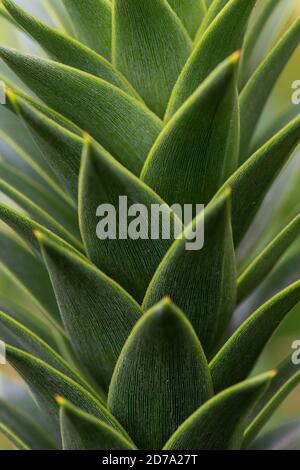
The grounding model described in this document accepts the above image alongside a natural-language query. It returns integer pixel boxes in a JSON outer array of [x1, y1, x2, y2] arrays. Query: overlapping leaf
[[239, 17, 300, 162], [0, 178, 82, 249], [168, 0, 206, 39], [210, 281, 300, 392], [143, 190, 236, 355], [10, 94, 83, 203], [0, 204, 84, 260], [141, 53, 239, 207], [58, 398, 136, 450], [0, 298, 57, 350], [108, 299, 213, 450], [166, 0, 256, 119], [238, 213, 300, 302], [113, 0, 192, 117], [238, 0, 283, 88], [2, 0, 138, 98], [79, 139, 180, 302], [37, 232, 142, 392], [164, 373, 274, 450], [195, 0, 231, 40], [0, 46, 162, 175], [0, 230, 60, 323], [0, 397, 56, 450], [0, 309, 93, 393], [243, 355, 300, 448], [0, 158, 76, 228], [62, 0, 112, 60], [215, 114, 300, 246], [2, 77, 82, 135], [5, 345, 130, 440]]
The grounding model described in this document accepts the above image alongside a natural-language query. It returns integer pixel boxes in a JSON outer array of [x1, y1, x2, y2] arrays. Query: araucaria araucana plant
[[0, 0, 300, 451]]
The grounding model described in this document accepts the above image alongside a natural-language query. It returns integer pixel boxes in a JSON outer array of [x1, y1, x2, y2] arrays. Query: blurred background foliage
[[0, 0, 299, 449]]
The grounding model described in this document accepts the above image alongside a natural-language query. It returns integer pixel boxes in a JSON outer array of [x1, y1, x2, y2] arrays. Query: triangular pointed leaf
[[43, 0, 75, 36], [62, 0, 112, 60], [108, 299, 213, 450], [238, 0, 281, 89], [216, 114, 300, 246], [11, 94, 83, 203], [238, 213, 300, 302], [2, 77, 82, 135], [243, 355, 300, 448], [0, 158, 77, 229], [0, 230, 59, 323], [163, 372, 274, 450], [58, 398, 136, 450], [166, 0, 255, 119], [210, 281, 300, 393], [0, 89, 76, 204], [5, 345, 129, 440], [0, 298, 58, 351], [37, 232, 142, 392], [239, 18, 300, 162], [113, 0, 192, 117], [168, 0, 207, 39], [143, 190, 236, 356], [0, 309, 94, 394], [195, 0, 231, 40], [0, 46, 162, 175], [0, 178, 82, 250], [2, 0, 139, 99], [141, 53, 240, 207], [0, 204, 84, 259], [0, 397, 56, 450], [79, 139, 179, 302]]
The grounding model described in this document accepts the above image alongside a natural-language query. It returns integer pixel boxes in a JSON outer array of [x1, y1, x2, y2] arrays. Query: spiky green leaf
[[113, 0, 192, 117], [79, 139, 179, 302], [2, 0, 138, 98], [0, 230, 59, 323], [0, 398, 56, 450], [168, 0, 206, 39], [0, 309, 93, 393], [11, 94, 83, 203], [59, 398, 136, 450], [141, 53, 239, 207], [62, 0, 112, 60], [108, 299, 213, 450], [0, 204, 84, 260], [166, 0, 255, 118], [0, 178, 82, 249], [210, 281, 300, 392], [143, 190, 236, 355], [238, 213, 300, 302], [239, 18, 300, 162], [37, 232, 142, 392], [216, 114, 300, 246], [243, 356, 300, 448], [164, 372, 274, 450], [0, 46, 162, 175], [5, 345, 129, 439]]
